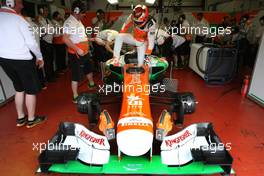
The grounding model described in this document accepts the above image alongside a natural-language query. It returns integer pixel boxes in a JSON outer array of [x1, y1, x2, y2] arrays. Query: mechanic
[[36, 6, 55, 82], [193, 13, 209, 43], [175, 14, 191, 68], [92, 9, 113, 36], [91, 29, 119, 62], [21, 8, 47, 90], [63, 0, 95, 103], [161, 17, 170, 31], [92, 9, 105, 32], [0, 0, 47, 128], [52, 11, 66, 74], [155, 29, 186, 67], [113, 4, 156, 66], [232, 14, 251, 69]]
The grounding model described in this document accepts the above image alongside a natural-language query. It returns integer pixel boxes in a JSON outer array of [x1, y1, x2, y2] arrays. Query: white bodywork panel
[[161, 124, 209, 165], [117, 117, 153, 156], [63, 124, 110, 165]]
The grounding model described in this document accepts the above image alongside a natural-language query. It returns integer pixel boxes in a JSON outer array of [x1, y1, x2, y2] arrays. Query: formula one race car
[[38, 56, 234, 175]]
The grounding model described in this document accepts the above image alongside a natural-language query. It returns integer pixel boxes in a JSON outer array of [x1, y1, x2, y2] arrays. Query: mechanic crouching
[[155, 29, 186, 68], [91, 29, 119, 63]]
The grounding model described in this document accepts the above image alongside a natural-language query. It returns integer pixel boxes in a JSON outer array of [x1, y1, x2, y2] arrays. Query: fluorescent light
[[107, 0, 118, 5], [146, 0, 156, 4]]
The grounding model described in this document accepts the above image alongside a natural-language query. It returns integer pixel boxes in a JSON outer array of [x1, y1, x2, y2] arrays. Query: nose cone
[[117, 129, 153, 156]]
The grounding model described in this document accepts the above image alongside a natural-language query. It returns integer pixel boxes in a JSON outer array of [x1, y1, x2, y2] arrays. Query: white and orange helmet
[[132, 4, 149, 26]]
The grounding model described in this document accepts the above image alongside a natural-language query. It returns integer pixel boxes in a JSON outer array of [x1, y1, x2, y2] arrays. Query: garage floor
[[0, 68, 264, 176]]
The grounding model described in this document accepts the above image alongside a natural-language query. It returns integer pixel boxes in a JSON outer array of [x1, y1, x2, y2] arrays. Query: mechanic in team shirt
[[155, 28, 186, 67], [63, 0, 95, 103], [52, 11, 66, 74], [113, 4, 156, 66], [91, 29, 119, 62], [0, 0, 47, 128], [36, 6, 55, 82], [175, 14, 192, 68]]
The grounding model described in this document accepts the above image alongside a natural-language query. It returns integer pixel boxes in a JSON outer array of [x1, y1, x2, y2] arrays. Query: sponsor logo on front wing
[[165, 130, 192, 147], [79, 130, 105, 146]]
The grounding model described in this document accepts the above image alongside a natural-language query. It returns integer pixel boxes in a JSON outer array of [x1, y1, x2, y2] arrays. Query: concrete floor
[[0, 68, 264, 176]]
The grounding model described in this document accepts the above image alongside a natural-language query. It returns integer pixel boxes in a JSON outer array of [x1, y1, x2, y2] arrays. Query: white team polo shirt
[[0, 7, 43, 60], [155, 29, 170, 45], [63, 15, 88, 44], [95, 29, 118, 45]]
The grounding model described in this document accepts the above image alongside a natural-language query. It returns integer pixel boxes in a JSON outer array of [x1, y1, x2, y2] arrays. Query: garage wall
[[51, 0, 71, 8], [86, 0, 203, 12], [215, 0, 264, 13], [23, 0, 71, 17]]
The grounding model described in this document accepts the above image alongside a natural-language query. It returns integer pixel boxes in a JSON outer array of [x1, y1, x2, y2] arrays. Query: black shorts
[[159, 37, 173, 59], [0, 58, 41, 95], [174, 40, 190, 55], [68, 53, 93, 82], [93, 42, 113, 62]]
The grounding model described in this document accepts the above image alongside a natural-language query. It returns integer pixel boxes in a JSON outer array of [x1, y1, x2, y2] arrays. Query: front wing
[[38, 122, 233, 175]]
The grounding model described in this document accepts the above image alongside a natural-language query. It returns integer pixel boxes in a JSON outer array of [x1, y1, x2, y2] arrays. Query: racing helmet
[[132, 4, 149, 26]]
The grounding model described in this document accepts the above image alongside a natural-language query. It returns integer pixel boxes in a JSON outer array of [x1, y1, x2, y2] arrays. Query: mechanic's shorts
[[68, 53, 93, 82], [0, 58, 41, 95], [174, 40, 190, 55], [159, 37, 173, 58], [93, 42, 113, 62]]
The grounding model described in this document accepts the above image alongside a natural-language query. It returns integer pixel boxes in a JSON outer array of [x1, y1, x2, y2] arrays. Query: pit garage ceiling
[[116, 0, 203, 8], [104, 0, 205, 11], [106, 0, 264, 11]]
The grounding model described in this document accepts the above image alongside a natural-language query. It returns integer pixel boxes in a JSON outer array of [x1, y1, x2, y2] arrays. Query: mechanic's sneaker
[[26, 116, 47, 128], [72, 95, 79, 104], [16, 115, 27, 127]]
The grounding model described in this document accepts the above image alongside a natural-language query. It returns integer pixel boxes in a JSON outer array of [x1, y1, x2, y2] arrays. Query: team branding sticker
[[79, 130, 105, 146], [165, 130, 192, 147], [161, 124, 197, 150], [118, 117, 153, 127], [74, 124, 110, 149]]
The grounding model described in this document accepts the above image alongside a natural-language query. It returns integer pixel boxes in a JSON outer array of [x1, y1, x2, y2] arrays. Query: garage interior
[[0, 0, 264, 176]]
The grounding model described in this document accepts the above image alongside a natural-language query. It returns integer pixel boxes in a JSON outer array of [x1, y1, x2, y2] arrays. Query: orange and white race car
[[38, 63, 233, 175], [76, 63, 196, 158]]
